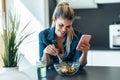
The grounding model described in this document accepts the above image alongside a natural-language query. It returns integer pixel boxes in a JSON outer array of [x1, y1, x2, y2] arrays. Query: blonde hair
[[52, 1, 74, 23], [52, 1, 75, 55]]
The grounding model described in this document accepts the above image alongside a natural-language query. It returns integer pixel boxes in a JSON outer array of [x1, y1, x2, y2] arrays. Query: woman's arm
[[79, 51, 88, 65], [42, 49, 51, 64], [78, 41, 90, 65], [39, 32, 51, 64], [39, 32, 59, 65]]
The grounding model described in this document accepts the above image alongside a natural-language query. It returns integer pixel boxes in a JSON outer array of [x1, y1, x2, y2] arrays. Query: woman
[[39, 1, 90, 68]]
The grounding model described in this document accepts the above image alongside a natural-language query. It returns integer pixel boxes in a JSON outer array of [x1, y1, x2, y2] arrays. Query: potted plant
[[0, 11, 33, 68]]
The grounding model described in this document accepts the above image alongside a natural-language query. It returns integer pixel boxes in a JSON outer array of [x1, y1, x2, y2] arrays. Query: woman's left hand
[[79, 41, 90, 53]]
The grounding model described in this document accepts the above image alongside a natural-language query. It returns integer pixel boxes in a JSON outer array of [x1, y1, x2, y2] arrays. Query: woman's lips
[[60, 31, 66, 35]]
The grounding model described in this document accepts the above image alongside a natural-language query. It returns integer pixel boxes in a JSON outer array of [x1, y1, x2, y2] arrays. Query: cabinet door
[[92, 51, 120, 66], [95, 0, 120, 4]]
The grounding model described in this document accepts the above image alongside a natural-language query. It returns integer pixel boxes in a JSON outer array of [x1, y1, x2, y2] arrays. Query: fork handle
[[57, 54, 63, 63]]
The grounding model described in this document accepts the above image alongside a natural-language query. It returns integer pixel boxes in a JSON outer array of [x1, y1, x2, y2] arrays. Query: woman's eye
[[66, 26, 71, 28], [59, 24, 64, 27]]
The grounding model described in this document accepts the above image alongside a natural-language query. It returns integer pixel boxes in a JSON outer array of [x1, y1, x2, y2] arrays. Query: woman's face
[[54, 17, 73, 38]]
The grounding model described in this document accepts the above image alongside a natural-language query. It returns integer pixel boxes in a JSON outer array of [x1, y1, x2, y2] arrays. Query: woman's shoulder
[[39, 27, 55, 40], [39, 27, 52, 36]]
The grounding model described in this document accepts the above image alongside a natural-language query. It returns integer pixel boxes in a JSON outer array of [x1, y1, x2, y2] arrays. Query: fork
[[57, 54, 63, 63], [52, 44, 63, 63]]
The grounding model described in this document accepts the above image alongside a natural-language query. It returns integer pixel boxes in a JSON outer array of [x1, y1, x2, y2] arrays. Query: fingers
[[44, 44, 58, 56], [79, 42, 90, 53]]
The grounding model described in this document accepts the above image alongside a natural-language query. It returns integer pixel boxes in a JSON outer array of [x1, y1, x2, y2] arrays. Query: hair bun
[[58, 1, 69, 7]]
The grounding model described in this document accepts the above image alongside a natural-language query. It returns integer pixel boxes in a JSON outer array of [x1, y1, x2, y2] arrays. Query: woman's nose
[[62, 27, 67, 32]]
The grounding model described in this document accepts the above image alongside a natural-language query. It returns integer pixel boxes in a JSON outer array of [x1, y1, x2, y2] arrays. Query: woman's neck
[[56, 36, 64, 42], [55, 36, 64, 54]]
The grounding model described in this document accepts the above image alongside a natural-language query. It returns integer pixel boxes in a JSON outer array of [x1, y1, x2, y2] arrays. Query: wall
[[49, 0, 57, 26], [49, 2, 120, 50], [20, 0, 49, 28], [74, 3, 120, 50]]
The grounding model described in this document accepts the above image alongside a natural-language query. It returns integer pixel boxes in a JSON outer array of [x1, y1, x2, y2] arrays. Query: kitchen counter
[[22, 66, 120, 80]]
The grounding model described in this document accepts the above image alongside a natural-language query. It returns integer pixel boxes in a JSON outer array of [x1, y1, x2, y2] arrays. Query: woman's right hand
[[43, 44, 58, 56]]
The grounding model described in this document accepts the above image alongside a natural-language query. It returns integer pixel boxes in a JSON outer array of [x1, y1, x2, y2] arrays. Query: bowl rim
[[54, 61, 80, 64], [53, 61, 80, 75]]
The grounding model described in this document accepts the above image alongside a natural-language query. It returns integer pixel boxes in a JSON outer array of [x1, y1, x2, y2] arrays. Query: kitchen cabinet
[[57, 0, 98, 9], [95, 0, 120, 4], [87, 50, 120, 66]]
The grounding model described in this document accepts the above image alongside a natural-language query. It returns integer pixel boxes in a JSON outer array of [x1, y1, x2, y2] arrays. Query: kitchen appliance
[[109, 24, 120, 49]]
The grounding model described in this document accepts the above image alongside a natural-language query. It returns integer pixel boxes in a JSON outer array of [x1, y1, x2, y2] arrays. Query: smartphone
[[76, 34, 91, 50]]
